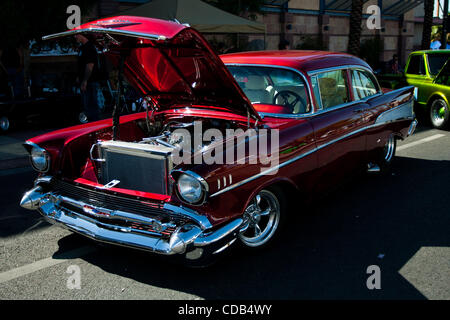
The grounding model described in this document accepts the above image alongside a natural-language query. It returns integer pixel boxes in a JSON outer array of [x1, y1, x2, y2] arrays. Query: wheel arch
[[242, 176, 300, 212], [426, 92, 448, 108]]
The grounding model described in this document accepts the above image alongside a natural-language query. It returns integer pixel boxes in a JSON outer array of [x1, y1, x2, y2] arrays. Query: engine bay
[[132, 114, 246, 155]]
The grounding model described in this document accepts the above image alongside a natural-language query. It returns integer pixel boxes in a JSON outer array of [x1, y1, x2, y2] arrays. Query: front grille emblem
[[83, 205, 111, 217]]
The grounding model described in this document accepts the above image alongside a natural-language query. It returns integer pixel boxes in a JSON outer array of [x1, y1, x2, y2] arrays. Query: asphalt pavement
[[0, 122, 449, 300]]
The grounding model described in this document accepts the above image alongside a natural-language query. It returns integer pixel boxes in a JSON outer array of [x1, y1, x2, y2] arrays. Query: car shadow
[[52, 155, 450, 299], [0, 170, 52, 238]]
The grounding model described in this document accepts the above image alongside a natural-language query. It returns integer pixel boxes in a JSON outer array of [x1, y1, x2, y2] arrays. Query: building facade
[[91, 0, 443, 68]]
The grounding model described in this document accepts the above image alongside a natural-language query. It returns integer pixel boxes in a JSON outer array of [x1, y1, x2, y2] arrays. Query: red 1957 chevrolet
[[20, 16, 417, 265]]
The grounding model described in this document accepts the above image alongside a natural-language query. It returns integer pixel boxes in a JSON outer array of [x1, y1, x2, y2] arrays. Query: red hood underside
[[43, 16, 260, 120]]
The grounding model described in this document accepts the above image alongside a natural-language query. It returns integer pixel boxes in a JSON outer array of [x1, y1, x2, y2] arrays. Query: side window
[[351, 69, 379, 100], [316, 69, 349, 109], [406, 55, 426, 75]]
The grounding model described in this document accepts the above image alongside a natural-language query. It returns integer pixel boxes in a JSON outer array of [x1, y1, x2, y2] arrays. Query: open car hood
[[43, 16, 260, 120]]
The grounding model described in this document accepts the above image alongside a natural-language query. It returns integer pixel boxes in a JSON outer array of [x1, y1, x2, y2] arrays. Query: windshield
[[427, 54, 450, 75], [226, 66, 310, 115], [435, 60, 450, 86]]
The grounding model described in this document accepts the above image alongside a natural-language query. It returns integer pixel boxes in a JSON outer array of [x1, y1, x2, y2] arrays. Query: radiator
[[94, 140, 173, 195]]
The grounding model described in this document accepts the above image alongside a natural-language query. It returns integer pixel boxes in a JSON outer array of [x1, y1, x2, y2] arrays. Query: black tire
[[429, 98, 450, 129], [237, 186, 287, 250]]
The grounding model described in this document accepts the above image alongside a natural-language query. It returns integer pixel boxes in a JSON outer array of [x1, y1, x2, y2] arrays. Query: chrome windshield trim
[[224, 63, 316, 118], [42, 28, 165, 41]]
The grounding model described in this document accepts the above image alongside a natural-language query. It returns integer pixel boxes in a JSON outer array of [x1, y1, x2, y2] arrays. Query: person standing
[[75, 34, 101, 122], [278, 39, 290, 50], [430, 33, 442, 50], [388, 54, 401, 74]]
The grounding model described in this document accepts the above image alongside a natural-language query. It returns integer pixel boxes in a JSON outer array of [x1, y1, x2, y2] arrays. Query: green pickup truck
[[404, 50, 450, 129]]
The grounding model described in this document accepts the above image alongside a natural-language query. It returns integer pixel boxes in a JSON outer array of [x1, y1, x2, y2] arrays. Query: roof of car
[[220, 50, 371, 74], [410, 49, 450, 55]]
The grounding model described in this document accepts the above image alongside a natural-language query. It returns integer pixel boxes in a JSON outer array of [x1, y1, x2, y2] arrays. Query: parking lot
[[0, 123, 449, 300]]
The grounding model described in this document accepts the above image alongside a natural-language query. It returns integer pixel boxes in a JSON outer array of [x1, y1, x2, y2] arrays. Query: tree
[[348, 0, 364, 56], [421, 0, 435, 49]]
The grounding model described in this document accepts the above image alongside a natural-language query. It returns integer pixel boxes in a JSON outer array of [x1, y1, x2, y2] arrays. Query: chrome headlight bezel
[[26, 142, 50, 173], [174, 171, 208, 205]]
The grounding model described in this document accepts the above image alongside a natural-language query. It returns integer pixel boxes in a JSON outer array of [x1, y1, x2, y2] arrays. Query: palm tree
[[348, 0, 364, 56], [421, 0, 435, 49]]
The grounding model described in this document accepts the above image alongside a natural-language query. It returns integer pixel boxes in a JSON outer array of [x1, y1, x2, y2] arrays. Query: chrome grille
[[49, 179, 187, 224]]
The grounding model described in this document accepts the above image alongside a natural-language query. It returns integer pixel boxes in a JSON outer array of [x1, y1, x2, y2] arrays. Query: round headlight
[[30, 145, 50, 172], [177, 173, 205, 204]]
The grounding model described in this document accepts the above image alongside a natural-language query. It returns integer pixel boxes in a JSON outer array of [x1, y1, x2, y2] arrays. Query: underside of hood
[[43, 16, 260, 120]]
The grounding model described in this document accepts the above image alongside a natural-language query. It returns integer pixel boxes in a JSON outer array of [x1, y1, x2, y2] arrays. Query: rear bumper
[[407, 119, 418, 137], [20, 179, 243, 259]]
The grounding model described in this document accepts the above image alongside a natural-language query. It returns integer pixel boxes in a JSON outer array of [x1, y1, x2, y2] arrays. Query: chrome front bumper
[[20, 180, 243, 259]]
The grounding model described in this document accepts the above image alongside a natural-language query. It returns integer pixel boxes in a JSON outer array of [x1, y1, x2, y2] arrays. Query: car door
[[405, 53, 433, 106], [309, 68, 369, 192]]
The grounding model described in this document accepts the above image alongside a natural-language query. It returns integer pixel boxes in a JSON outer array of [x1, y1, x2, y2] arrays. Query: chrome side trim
[[42, 28, 165, 41], [224, 63, 316, 116], [210, 100, 415, 198], [374, 99, 414, 125]]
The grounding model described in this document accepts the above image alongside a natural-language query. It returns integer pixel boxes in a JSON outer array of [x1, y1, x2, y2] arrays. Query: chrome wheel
[[430, 99, 449, 128], [239, 190, 281, 248], [0, 116, 10, 132], [383, 135, 395, 163]]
